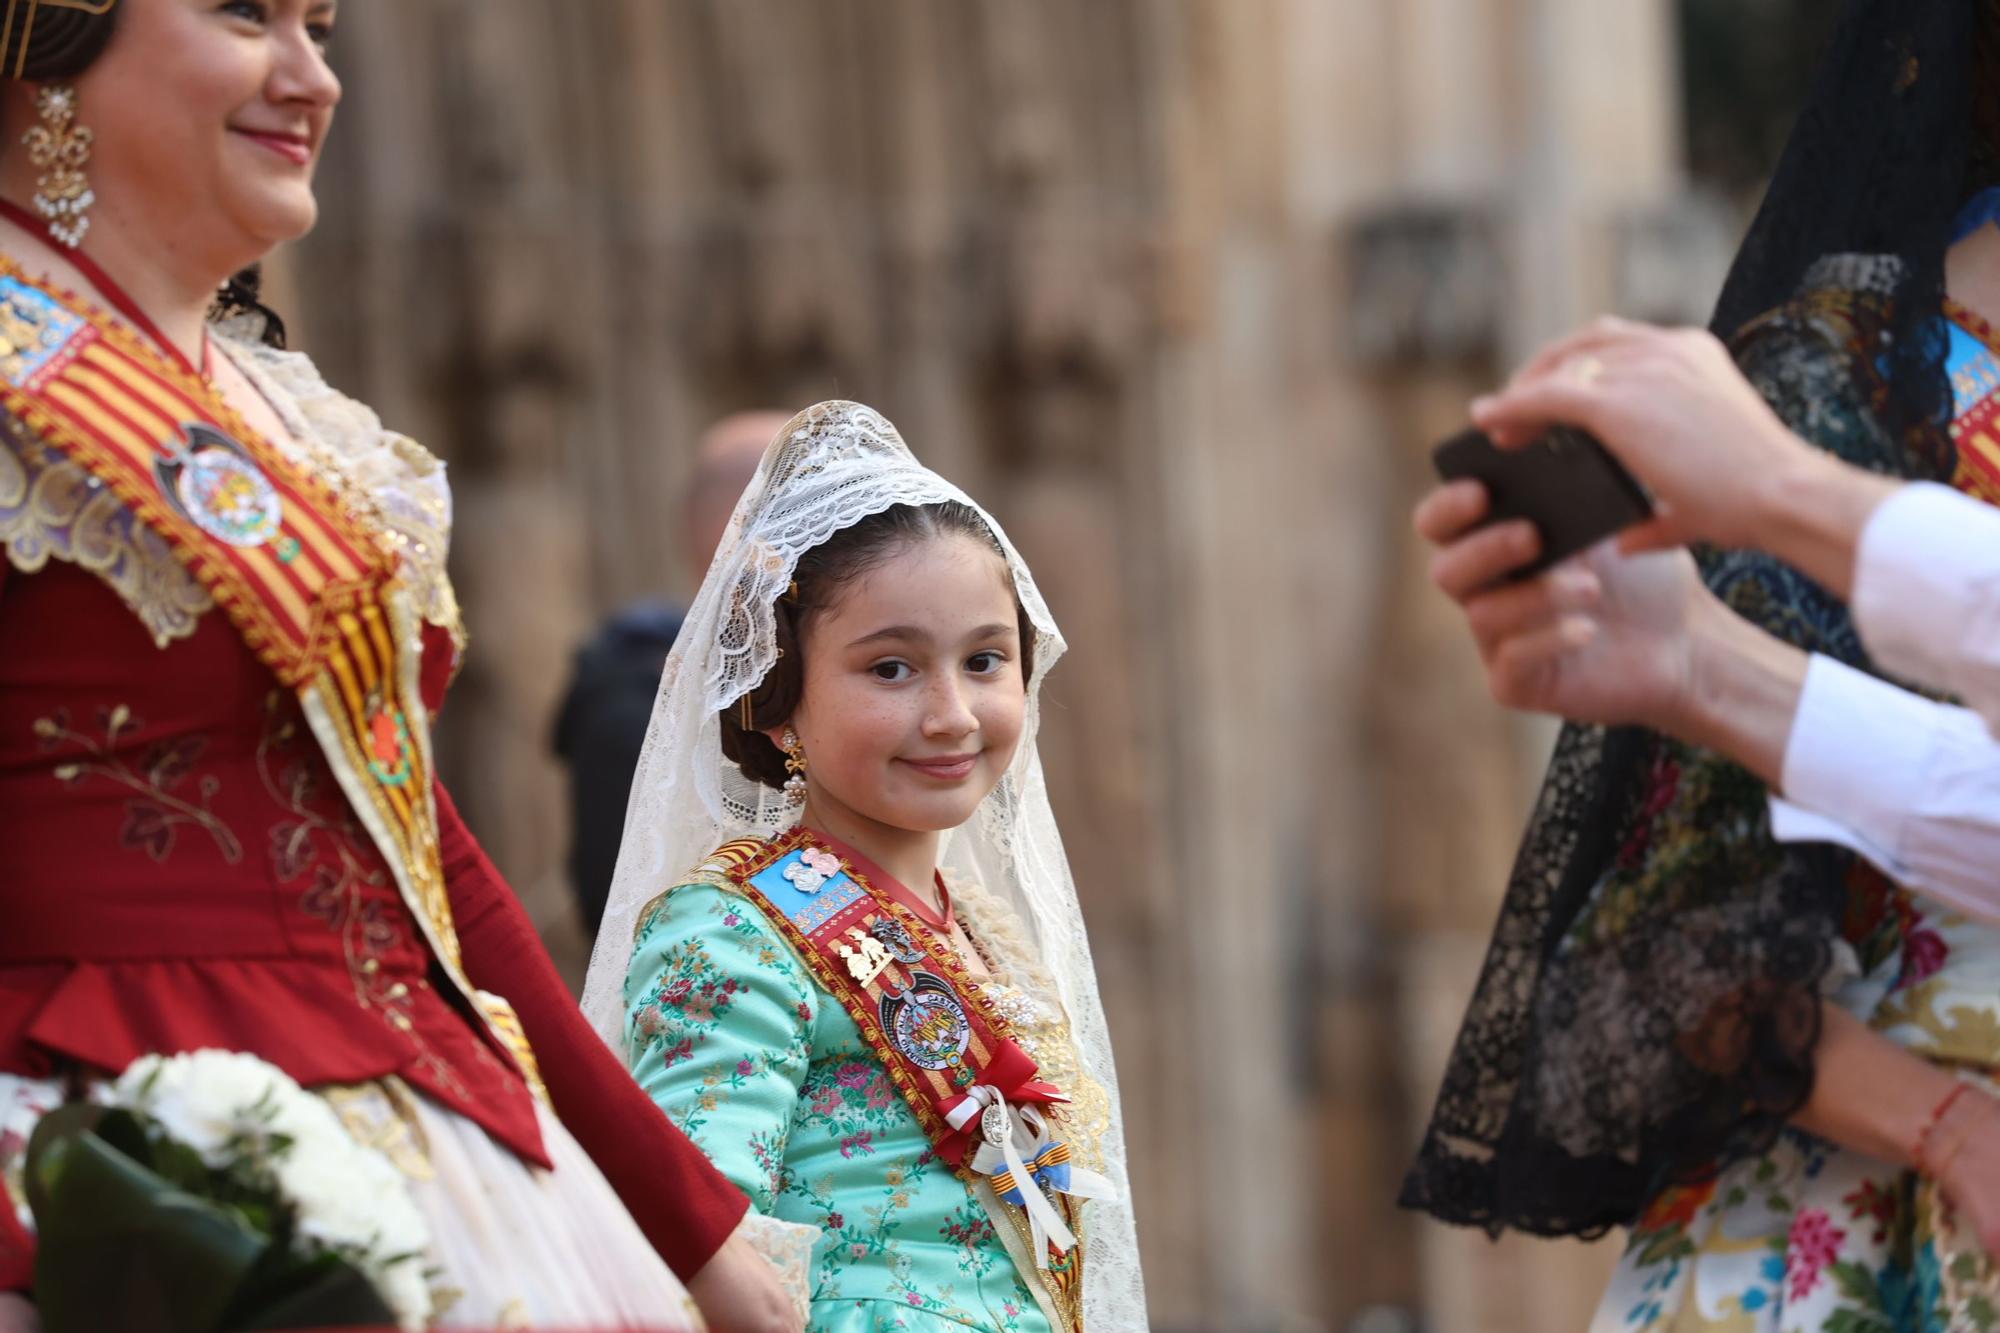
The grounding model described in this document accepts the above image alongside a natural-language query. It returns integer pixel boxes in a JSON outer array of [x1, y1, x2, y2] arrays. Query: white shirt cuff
[[1775, 654, 1941, 865], [1767, 798, 1907, 880], [1853, 481, 2000, 725], [1770, 652, 2000, 925]]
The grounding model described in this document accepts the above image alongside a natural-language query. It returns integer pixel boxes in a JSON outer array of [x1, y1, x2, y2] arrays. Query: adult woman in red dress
[[0, 1, 798, 1328]]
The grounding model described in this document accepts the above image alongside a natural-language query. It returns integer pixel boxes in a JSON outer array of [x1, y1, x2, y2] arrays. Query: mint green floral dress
[[625, 870, 1100, 1333]]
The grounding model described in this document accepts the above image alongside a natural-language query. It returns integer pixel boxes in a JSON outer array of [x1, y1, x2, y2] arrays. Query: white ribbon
[[947, 1084, 1071, 1264], [953, 1085, 1123, 1268]]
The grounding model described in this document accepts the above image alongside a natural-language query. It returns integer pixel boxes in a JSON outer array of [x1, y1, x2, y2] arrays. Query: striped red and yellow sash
[[0, 259, 392, 684], [724, 827, 1086, 1328], [0, 256, 541, 1094], [1944, 299, 2000, 505]]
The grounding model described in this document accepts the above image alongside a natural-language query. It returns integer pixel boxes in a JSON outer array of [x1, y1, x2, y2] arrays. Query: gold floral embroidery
[[0, 427, 212, 645], [255, 691, 469, 1101], [34, 704, 242, 864], [320, 1078, 436, 1182]]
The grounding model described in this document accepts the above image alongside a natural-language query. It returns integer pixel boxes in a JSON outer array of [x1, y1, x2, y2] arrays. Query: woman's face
[[784, 533, 1028, 844], [70, 0, 340, 264]]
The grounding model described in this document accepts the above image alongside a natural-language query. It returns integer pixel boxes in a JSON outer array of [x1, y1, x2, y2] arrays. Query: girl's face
[[784, 533, 1027, 843], [69, 0, 340, 267]]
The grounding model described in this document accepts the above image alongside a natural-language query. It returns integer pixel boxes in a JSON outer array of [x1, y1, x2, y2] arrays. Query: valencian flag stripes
[[0, 255, 541, 1092], [1946, 298, 2000, 507]]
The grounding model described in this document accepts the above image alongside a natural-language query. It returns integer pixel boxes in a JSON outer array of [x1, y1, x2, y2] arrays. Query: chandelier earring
[[780, 727, 809, 808], [24, 85, 94, 249]]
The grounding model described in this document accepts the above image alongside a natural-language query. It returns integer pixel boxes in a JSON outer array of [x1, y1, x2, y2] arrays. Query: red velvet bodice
[[0, 559, 544, 1162]]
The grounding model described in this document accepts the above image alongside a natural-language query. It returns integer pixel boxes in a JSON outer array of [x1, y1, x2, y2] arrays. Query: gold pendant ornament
[[24, 83, 92, 248], [780, 726, 809, 807]]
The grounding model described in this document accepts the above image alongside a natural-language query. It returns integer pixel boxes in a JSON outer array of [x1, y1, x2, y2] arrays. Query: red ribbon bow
[[936, 1039, 1067, 1167]]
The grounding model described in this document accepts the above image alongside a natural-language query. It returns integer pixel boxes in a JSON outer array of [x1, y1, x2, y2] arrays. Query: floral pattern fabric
[[627, 883, 1049, 1333], [1591, 898, 2000, 1331], [1588, 308, 2000, 1332]]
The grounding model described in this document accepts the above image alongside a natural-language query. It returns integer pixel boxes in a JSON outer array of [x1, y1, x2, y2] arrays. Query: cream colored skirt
[[0, 1073, 702, 1331]]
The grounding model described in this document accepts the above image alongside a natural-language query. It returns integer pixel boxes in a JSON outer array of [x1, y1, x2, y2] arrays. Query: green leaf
[[224, 1246, 396, 1330], [28, 1129, 265, 1332], [1828, 1259, 1881, 1308], [25, 1109, 392, 1332], [1824, 1313, 1897, 1333]]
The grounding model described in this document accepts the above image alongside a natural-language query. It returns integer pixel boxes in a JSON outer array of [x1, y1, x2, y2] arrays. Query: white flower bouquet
[[22, 1050, 434, 1332]]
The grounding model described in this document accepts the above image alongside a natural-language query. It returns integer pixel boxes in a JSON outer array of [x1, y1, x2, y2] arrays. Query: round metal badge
[[980, 1101, 1011, 1148], [173, 434, 283, 549], [889, 981, 973, 1071]]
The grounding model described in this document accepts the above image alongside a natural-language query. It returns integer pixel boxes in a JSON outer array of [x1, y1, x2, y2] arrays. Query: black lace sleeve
[[1398, 283, 1956, 1237]]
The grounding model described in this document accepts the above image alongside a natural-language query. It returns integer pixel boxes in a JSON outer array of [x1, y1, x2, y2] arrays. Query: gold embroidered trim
[[217, 331, 466, 656], [0, 425, 212, 645], [321, 1078, 437, 1182]]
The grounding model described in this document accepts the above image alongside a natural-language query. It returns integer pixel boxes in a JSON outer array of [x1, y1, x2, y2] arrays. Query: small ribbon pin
[[952, 1089, 1117, 1268], [993, 1140, 1074, 1206]]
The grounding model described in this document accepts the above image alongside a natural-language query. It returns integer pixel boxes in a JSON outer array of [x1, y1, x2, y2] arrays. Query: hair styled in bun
[[1, 0, 121, 82]]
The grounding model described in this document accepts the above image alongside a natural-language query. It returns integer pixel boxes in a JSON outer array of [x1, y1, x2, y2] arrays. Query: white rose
[[109, 1052, 435, 1330], [113, 1051, 292, 1165]]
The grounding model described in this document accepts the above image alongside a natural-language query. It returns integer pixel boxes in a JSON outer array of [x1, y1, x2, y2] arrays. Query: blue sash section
[[1946, 319, 2000, 419], [747, 850, 865, 935], [0, 275, 84, 387]]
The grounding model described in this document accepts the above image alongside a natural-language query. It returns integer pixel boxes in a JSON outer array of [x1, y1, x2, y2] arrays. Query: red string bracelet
[[1914, 1081, 1975, 1177]]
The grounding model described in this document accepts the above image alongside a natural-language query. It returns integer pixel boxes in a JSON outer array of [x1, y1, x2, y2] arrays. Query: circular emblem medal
[[887, 974, 973, 1071], [157, 424, 283, 549]]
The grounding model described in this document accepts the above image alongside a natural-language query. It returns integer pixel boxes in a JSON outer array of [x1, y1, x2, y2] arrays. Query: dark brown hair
[[719, 501, 1037, 790], [2, 1, 121, 80]]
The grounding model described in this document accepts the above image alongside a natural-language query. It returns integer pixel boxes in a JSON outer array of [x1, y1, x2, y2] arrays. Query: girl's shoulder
[[631, 837, 796, 951]]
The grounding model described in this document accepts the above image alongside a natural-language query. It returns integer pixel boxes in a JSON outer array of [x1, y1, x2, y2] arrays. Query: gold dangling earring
[[24, 85, 93, 249], [780, 727, 809, 808]]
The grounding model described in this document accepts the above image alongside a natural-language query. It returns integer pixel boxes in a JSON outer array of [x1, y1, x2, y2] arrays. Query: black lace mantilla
[[1401, 0, 1977, 1237]]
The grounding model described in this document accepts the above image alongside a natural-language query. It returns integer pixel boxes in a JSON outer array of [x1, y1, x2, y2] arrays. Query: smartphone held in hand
[[1431, 425, 1654, 581]]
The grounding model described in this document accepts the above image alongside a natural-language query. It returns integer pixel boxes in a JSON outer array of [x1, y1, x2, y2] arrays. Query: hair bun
[[2, 0, 120, 82]]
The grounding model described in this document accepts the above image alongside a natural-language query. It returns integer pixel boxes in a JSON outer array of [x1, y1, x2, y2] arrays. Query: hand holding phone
[[1430, 425, 1654, 581]]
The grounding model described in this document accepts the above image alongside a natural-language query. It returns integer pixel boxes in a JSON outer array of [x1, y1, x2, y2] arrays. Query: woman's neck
[[799, 798, 941, 905], [0, 191, 225, 369], [1947, 222, 2000, 330]]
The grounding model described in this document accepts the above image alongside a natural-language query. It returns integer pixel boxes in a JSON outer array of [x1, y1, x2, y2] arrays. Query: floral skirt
[[0, 1073, 701, 1331], [1590, 1127, 1998, 1332]]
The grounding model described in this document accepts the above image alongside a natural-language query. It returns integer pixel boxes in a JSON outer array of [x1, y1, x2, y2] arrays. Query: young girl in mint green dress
[[581, 401, 1145, 1333]]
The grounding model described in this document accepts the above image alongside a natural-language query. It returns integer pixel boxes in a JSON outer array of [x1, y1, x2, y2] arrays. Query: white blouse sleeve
[[1850, 480, 2000, 731], [1769, 654, 2000, 925]]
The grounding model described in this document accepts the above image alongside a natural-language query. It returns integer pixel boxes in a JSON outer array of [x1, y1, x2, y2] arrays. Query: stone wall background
[[273, 3, 1804, 1328]]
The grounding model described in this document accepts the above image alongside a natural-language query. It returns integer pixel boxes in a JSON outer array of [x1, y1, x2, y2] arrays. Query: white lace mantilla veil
[[580, 400, 1146, 1328]]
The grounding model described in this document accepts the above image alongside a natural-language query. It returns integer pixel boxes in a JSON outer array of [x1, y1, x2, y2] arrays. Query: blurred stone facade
[[277, 2, 1728, 1328]]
